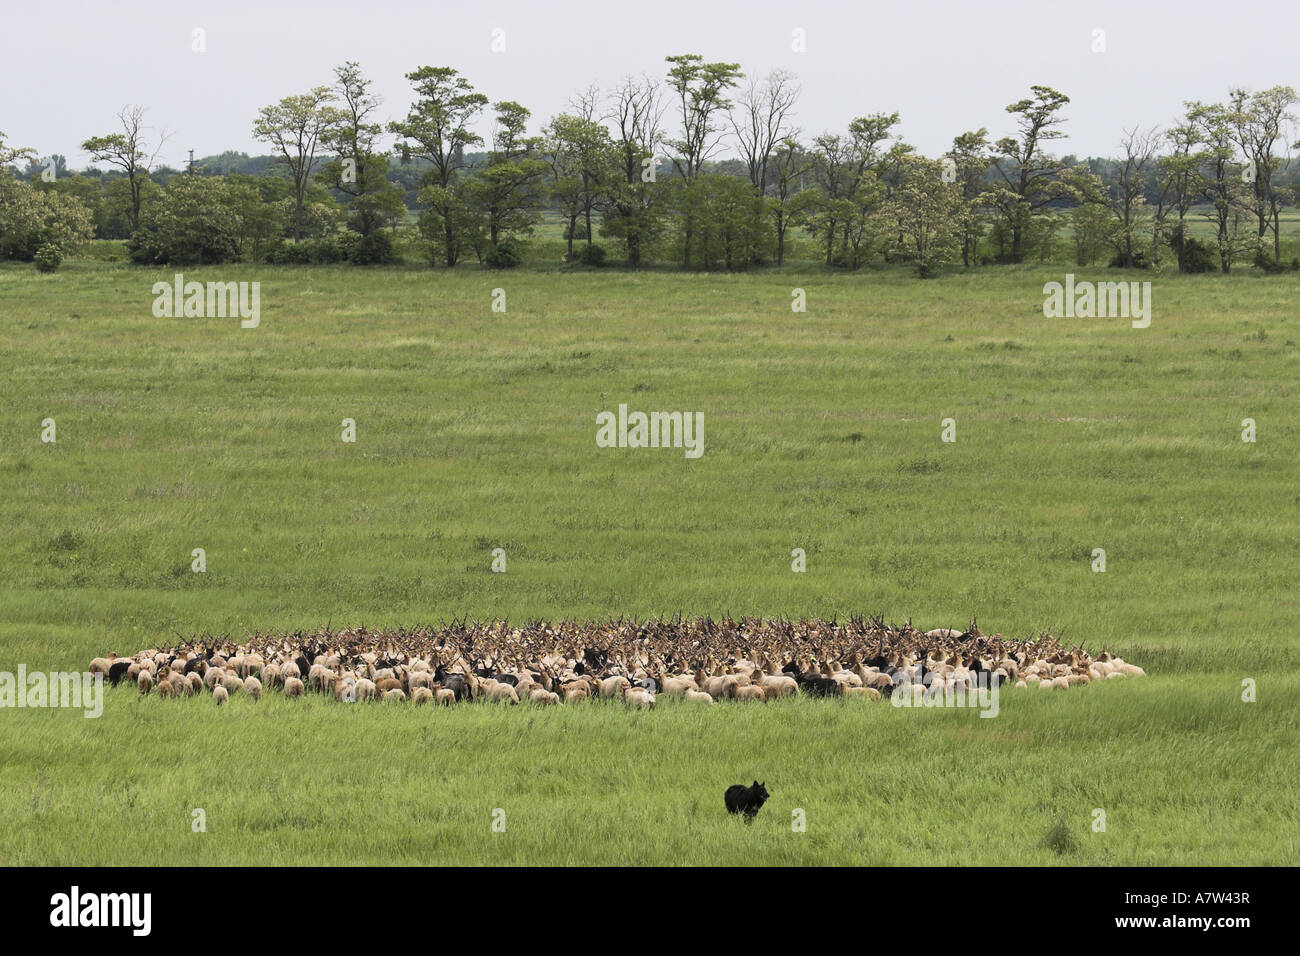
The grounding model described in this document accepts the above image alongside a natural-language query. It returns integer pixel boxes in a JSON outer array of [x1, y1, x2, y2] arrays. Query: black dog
[[725, 781, 770, 821]]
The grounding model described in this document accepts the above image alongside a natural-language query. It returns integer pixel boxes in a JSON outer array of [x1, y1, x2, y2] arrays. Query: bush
[[261, 236, 352, 265], [348, 231, 397, 266], [484, 239, 522, 269], [1170, 234, 1217, 274], [1107, 250, 1149, 269], [33, 243, 63, 273], [571, 243, 606, 267], [128, 176, 252, 265], [0, 177, 94, 261]]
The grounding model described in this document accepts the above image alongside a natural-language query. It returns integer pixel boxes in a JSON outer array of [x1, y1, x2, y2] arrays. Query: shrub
[[1107, 250, 1148, 269], [1178, 235, 1217, 274], [572, 243, 606, 267], [33, 243, 63, 273], [348, 231, 397, 266], [263, 240, 314, 265], [0, 177, 94, 261], [484, 239, 523, 269], [128, 176, 251, 265]]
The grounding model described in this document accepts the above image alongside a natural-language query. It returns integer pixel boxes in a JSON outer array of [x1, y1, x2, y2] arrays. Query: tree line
[[2, 58, 1298, 275]]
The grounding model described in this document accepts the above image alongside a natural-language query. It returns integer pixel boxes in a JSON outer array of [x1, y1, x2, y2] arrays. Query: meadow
[[1, 257, 1297, 865]]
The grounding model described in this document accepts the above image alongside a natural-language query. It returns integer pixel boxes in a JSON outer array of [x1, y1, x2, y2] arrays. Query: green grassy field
[[1, 260, 1298, 865]]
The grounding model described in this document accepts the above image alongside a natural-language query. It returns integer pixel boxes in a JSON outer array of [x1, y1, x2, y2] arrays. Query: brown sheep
[[558, 681, 590, 702], [760, 674, 799, 698], [411, 687, 434, 705], [598, 676, 630, 699], [844, 686, 882, 701], [483, 682, 520, 704], [661, 675, 698, 697], [435, 688, 456, 706]]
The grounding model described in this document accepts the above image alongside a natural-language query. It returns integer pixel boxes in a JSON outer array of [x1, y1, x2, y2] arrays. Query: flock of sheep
[[88, 617, 1145, 709]]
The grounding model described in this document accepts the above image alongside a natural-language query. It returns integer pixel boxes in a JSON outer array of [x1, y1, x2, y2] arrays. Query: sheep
[[558, 681, 590, 702], [624, 687, 655, 710], [661, 675, 697, 697], [411, 686, 434, 705], [760, 674, 799, 698], [331, 675, 356, 701], [169, 673, 193, 697], [284, 677, 305, 698], [137, 670, 153, 696], [243, 676, 262, 701], [599, 676, 630, 700], [103, 620, 1145, 717], [704, 675, 739, 699], [308, 664, 331, 693], [844, 686, 882, 701], [435, 688, 456, 706], [483, 682, 519, 704], [383, 688, 408, 702], [213, 685, 229, 706]]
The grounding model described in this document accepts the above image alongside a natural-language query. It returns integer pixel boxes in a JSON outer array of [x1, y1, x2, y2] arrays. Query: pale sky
[[5, 0, 1298, 169]]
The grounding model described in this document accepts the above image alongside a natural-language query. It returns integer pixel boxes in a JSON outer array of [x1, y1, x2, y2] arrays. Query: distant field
[[1, 261, 1297, 864]]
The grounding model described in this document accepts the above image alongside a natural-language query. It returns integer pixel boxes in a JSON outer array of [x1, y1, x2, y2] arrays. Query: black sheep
[[107, 660, 131, 686]]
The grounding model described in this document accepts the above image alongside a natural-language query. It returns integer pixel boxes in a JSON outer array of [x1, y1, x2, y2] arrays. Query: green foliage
[[671, 173, 770, 270], [32, 242, 63, 272], [127, 175, 264, 265], [346, 229, 398, 265], [571, 243, 606, 266], [484, 238, 523, 268], [0, 176, 94, 261]]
